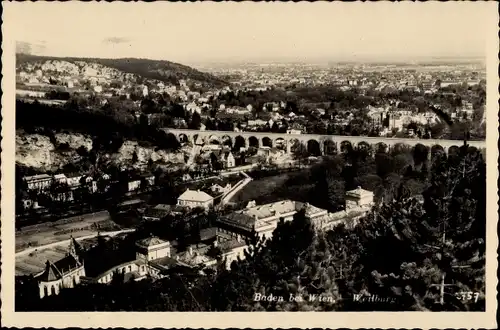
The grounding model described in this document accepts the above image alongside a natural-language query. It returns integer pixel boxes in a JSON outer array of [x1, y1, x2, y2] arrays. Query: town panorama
[[15, 53, 487, 312]]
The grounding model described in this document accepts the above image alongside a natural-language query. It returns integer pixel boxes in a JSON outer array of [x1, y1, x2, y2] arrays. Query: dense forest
[[16, 54, 228, 88], [16, 141, 486, 312]]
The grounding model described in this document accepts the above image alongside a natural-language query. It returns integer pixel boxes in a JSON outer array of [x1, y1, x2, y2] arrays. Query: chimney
[[189, 246, 193, 255], [237, 234, 241, 242]]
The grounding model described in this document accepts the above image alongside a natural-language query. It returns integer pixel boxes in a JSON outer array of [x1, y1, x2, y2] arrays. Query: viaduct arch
[[163, 128, 486, 157]]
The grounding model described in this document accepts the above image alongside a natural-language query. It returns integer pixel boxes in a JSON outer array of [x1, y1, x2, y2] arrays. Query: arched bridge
[[162, 128, 486, 156]]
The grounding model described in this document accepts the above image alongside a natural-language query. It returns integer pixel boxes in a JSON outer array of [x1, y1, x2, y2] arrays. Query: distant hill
[[16, 53, 228, 88]]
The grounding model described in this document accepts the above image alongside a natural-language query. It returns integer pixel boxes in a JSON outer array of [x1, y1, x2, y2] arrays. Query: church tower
[[68, 236, 83, 263]]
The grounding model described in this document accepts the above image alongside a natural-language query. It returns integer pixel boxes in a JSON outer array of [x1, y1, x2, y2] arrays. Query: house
[[65, 173, 83, 188], [185, 102, 201, 114], [141, 173, 155, 187], [345, 186, 375, 210], [128, 179, 141, 192], [247, 119, 267, 127], [24, 174, 52, 191], [440, 80, 461, 88], [219, 151, 236, 168], [316, 108, 326, 116], [211, 183, 232, 195], [136, 237, 171, 262], [54, 174, 67, 184], [22, 198, 42, 210], [182, 173, 193, 182], [257, 146, 272, 157], [93, 85, 102, 93], [177, 189, 214, 210], [286, 129, 302, 135], [16, 90, 46, 98]]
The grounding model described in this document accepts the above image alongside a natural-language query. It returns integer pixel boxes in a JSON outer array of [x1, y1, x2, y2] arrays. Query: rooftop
[[149, 256, 178, 269], [143, 204, 172, 219], [24, 174, 52, 181], [178, 189, 214, 202], [136, 236, 169, 248], [219, 200, 327, 230], [345, 186, 374, 198], [176, 248, 216, 267], [37, 262, 62, 282], [219, 239, 248, 253]]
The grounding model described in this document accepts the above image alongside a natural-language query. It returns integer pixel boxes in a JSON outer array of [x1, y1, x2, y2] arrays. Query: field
[[229, 173, 291, 205], [15, 211, 120, 252], [15, 235, 113, 276], [16, 244, 70, 276]]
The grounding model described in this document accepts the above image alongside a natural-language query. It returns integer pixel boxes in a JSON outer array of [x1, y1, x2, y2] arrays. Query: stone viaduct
[[163, 128, 486, 156]]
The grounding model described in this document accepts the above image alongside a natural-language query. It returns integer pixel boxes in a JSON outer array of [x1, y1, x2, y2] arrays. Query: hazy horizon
[[7, 2, 492, 66]]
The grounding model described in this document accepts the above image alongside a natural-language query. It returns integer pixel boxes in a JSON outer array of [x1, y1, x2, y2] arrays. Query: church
[[36, 237, 86, 299]]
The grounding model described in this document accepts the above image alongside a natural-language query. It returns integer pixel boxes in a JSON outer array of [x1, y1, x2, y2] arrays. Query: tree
[[76, 145, 89, 158], [292, 141, 309, 167], [189, 111, 202, 130], [131, 151, 139, 164], [339, 145, 486, 311]]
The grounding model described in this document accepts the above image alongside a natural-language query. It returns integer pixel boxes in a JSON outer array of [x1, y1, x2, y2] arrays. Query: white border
[[1, 2, 498, 328]]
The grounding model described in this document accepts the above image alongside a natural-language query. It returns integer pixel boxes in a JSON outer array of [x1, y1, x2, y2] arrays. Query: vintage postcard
[[1, 2, 498, 328]]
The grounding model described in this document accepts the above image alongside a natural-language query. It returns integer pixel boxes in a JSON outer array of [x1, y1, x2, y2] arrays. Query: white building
[[286, 129, 302, 135], [36, 238, 85, 299], [177, 189, 214, 210], [24, 174, 52, 191], [135, 237, 171, 262], [128, 179, 141, 192], [345, 186, 375, 210], [185, 102, 201, 114], [220, 151, 236, 168], [217, 188, 375, 242]]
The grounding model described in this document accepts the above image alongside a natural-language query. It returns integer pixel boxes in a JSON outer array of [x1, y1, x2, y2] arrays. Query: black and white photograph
[[1, 2, 498, 328]]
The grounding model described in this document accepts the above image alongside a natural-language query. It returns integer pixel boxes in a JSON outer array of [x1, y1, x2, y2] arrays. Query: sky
[[5, 2, 494, 65]]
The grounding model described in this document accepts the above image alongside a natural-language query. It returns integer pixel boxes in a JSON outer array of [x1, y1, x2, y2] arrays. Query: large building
[[36, 237, 85, 299], [24, 174, 52, 191], [216, 187, 375, 242]]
